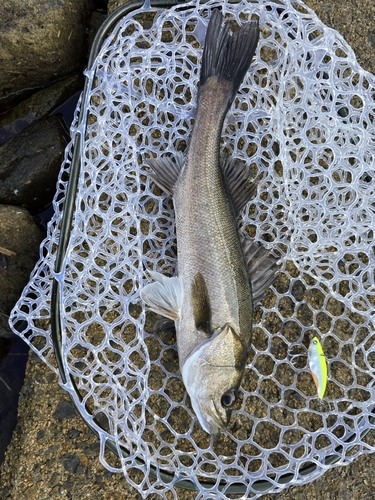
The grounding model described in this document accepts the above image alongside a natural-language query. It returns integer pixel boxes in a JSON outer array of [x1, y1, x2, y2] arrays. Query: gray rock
[[36, 430, 45, 440], [67, 428, 81, 439], [60, 453, 80, 473], [0, 115, 70, 209], [0, 0, 95, 112], [0, 74, 83, 145], [53, 400, 76, 421], [0, 205, 45, 338]]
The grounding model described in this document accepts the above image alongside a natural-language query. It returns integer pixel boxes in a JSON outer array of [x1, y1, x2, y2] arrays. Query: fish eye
[[313, 339, 318, 345], [221, 390, 236, 408]]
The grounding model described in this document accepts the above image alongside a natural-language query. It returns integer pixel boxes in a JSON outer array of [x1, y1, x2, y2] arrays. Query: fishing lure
[[308, 337, 328, 399]]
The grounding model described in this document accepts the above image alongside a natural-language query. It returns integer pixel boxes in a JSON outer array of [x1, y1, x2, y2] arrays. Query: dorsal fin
[[190, 272, 212, 335], [221, 157, 258, 216], [240, 237, 280, 305]]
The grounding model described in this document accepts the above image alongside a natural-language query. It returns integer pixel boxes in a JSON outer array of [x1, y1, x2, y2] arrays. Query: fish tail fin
[[200, 10, 260, 104]]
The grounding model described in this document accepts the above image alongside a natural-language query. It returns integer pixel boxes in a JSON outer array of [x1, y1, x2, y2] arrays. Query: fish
[[308, 337, 328, 400], [141, 10, 279, 436]]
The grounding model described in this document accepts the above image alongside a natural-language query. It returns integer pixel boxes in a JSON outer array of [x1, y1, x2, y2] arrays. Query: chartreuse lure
[[308, 337, 328, 399]]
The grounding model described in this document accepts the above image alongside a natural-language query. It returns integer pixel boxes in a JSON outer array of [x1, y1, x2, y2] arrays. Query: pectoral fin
[[241, 237, 280, 305], [146, 152, 184, 195], [221, 157, 258, 216], [140, 271, 183, 321], [191, 272, 212, 335]]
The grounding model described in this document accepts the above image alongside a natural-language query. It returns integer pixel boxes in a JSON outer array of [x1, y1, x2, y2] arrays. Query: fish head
[[181, 323, 248, 436]]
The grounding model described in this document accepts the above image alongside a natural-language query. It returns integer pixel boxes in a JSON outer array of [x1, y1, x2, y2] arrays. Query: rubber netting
[[9, 0, 375, 497]]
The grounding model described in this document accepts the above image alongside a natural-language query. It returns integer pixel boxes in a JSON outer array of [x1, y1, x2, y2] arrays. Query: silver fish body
[[175, 76, 252, 365], [141, 10, 278, 435], [174, 77, 253, 434]]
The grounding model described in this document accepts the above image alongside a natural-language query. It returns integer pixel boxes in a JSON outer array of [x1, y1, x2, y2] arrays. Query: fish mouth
[[213, 398, 228, 426], [193, 397, 227, 437], [207, 398, 227, 436]]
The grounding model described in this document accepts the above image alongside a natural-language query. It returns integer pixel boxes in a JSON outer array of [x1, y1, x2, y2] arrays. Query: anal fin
[[241, 237, 280, 305], [221, 157, 258, 216]]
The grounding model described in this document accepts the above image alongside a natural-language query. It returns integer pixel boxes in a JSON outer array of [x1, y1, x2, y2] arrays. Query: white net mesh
[[9, 0, 375, 497]]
